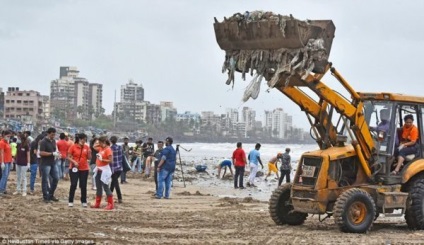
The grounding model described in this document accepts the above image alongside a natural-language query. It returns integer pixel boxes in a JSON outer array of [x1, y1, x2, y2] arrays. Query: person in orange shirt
[[91, 136, 114, 210], [0, 130, 13, 195], [67, 133, 91, 207], [392, 114, 419, 175]]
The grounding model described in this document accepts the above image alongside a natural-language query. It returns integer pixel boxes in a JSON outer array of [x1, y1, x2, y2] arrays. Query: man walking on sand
[[247, 143, 263, 187], [155, 137, 176, 199], [232, 142, 247, 189]]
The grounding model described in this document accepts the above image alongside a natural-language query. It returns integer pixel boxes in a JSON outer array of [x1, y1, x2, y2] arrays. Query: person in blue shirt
[[247, 143, 263, 187], [155, 137, 176, 199], [217, 158, 233, 179]]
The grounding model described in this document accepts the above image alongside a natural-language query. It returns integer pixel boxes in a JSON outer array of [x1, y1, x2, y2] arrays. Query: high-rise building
[[120, 79, 144, 102], [89, 83, 103, 118], [50, 66, 103, 120], [3, 87, 44, 122], [226, 108, 239, 123], [267, 108, 292, 139], [241, 107, 256, 131]]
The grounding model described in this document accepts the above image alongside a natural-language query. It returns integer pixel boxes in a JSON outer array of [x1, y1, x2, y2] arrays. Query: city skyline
[[2, 1, 424, 130]]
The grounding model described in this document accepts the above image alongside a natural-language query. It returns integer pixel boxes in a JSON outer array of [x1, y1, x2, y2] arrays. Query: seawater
[[176, 143, 319, 164], [172, 143, 319, 201]]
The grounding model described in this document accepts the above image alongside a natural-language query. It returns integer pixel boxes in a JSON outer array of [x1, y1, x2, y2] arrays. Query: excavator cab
[[363, 99, 423, 183]]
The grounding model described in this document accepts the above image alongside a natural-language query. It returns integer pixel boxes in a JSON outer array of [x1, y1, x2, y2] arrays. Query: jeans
[[56, 158, 65, 179], [279, 169, 291, 186], [121, 170, 127, 183], [41, 164, 59, 200], [132, 157, 142, 173], [69, 170, 88, 204], [234, 166, 245, 188], [110, 171, 122, 200], [248, 164, 258, 185], [95, 170, 112, 197], [30, 163, 38, 192], [16, 165, 28, 193], [0, 163, 11, 192], [156, 169, 174, 198]]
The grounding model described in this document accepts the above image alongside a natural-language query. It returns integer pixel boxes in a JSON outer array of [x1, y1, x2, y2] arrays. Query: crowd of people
[[216, 142, 293, 189], [0, 128, 178, 209]]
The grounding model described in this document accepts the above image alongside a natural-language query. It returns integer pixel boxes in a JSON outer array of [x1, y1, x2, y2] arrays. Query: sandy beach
[[1, 169, 424, 245]]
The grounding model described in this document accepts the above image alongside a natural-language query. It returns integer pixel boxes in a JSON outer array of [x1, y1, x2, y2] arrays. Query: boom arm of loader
[[275, 66, 375, 178]]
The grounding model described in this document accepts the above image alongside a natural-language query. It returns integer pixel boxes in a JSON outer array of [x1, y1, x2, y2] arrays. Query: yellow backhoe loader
[[213, 11, 424, 233]]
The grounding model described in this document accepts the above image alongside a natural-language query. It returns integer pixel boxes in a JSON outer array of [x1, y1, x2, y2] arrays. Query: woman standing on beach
[[0, 130, 13, 196], [91, 136, 114, 210], [14, 135, 30, 196], [67, 133, 91, 207]]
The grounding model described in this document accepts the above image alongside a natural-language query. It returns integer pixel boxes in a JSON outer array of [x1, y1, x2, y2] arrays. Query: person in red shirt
[[67, 133, 91, 207], [392, 114, 419, 175], [0, 130, 13, 195], [56, 133, 70, 180], [91, 136, 114, 210], [232, 142, 247, 189]]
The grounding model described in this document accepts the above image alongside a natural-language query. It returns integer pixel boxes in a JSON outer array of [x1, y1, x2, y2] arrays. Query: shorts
[[220, 161, 231, 168], [268, 162, 278, 173]]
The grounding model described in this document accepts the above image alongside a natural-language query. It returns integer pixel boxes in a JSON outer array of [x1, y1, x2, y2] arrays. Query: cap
[[123, 136, 129, 140], [165, 136, 173, 144]]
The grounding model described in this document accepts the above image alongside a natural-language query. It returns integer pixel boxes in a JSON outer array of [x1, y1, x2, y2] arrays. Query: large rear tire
[[333, 188, 375, 233], [406, 178, 424, 229], [269, 183, 307, 225]]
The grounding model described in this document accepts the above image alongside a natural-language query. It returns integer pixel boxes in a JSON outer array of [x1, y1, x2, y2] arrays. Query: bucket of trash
[[195, 165, 207, 172], [213, 11, 336, 88]]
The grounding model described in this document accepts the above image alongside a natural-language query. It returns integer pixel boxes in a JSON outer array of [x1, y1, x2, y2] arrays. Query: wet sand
[[1, 170, 424, 244]]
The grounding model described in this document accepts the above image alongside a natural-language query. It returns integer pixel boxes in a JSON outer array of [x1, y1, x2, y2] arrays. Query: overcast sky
[[1, 0, 424, 130]]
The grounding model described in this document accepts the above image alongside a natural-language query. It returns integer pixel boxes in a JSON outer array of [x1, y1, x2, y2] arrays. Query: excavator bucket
[[214, 12, 336, 89]]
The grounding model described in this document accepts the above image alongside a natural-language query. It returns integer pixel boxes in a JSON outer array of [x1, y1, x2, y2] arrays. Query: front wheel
[[269, 183, 307, 225], [333, 188, 376, 233], [406, 178, 424, 229]]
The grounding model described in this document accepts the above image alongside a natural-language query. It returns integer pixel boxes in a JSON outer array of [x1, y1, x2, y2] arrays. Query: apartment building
[[120, 79, 144, 102], [50, 67, 103, 120], [160, 101, 177, 122], [241, 107, 256, 131], [3, 87, 44, 122], [266, 108, 292, 139], [115, 101, 149, 122]]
